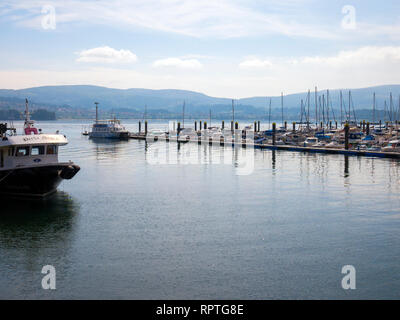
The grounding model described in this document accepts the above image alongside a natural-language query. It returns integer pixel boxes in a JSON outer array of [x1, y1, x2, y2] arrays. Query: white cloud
[[0, 0, 336, 39], [76, 46, 137, 64], [153, 57, 202, 69], [300, 46, 400, 66], [239, 59, 273, 69]]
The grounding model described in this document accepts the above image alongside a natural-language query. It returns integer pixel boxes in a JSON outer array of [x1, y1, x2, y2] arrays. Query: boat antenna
[[94, 102, 99, 123], [25, 98, 30, 124]]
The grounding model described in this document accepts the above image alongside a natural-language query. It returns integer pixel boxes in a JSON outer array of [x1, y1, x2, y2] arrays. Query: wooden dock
[[129, 132, 400, 159]]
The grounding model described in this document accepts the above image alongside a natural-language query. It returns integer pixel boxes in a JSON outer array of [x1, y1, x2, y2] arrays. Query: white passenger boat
[[0, 99, 80, 197], [88, 102, 129, 139]]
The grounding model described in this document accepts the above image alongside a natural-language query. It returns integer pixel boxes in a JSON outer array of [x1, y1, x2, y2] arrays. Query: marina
[[1, 119, 400, 299], [2, 0, 400, 306]]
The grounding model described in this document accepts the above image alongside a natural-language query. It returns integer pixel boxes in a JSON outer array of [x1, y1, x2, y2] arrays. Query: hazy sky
[[1, 0, 400, 98]]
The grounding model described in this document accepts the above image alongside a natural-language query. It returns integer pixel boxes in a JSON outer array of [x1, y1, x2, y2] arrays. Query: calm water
[[0, 120, 399, 299]]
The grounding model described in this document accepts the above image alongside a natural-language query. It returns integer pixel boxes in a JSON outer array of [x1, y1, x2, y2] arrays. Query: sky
[[0, 0, 400, 98]]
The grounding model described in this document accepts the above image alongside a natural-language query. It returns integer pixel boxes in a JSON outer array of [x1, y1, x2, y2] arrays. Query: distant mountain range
[[1, 84, 400, 120]]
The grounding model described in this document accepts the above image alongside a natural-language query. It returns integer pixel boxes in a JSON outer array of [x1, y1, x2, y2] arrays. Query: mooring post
[[138, 121, 141, 133], [177, 122, 181, 136], [258, 121, 260, 132], [292, 122, 296, 133], [199, 121, 202, 131], [145, 121, 148, 136], [335, 121, 338, 129], [272, 123, 276, 145], [329, 121, 332, 129], [284, 121, 287, 130], [231, 121, 234, 132], [222, 120, 224, 130], [194, 121, 197, 131], [235, 121, 238, 130], [254, 121, 257, 132], [204, 121, 207, 130], [345, 123, 349, 150], [320, 122, 323, 129], [366, 122, 370, 135], [362, 120, 366, 132]]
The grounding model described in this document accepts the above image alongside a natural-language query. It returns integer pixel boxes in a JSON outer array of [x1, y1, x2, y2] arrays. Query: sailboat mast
[[326, 90, 330, 125], [340, 91, 343, 126], [315, 87, 318, 126], [281, 92, 284, 126], [373, 92, 376, 125], [348, 91, 351, 122], [390, 93, 393, 122], [232, 99, 234, 123], [268, 98, 272, 129], [182, 100, 185, 128], [307, 89, 310, 129]]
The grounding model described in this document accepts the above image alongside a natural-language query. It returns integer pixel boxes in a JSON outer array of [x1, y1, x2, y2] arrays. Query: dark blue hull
[[0, 164, 80, 197]]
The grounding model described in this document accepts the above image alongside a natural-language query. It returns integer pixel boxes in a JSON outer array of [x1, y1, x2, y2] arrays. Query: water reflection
[[0, 192, 79, 251], [344, 155, 349, 177], [89, 138, 129, 160]]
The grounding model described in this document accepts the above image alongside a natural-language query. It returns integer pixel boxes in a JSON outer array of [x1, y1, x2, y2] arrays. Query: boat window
[[46, 145, 57, 155], [16, 146, 30, 156], [31, 145, 45, 156]]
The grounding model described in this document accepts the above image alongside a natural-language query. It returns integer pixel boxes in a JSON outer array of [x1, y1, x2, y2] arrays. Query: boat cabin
[[0, 134, 67, 170]]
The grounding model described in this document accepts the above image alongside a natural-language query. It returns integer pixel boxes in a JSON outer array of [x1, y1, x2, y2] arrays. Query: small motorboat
[[382, 140, 400, 152]]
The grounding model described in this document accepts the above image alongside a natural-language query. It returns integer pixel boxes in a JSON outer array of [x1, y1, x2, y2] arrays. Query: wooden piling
[[235, 122, 238, 130], [145, 121, 148, 136], [254, 121, 257, 132], [258, 121, 260, 132], [284, 121, 287, 130], [366, 122, 370, 135], [177, 122, 181, 135], [345, 123, 349, 150], [194, 121, 197, 131], [204, 121, 207, 130], [138, 121, 141, 133], [292, 122, 296, 133], [222, 120, 224, 129], [272, 123, 276, 146]]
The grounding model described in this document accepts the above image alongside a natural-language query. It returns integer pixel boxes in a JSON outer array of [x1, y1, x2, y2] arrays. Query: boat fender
[[60, 165, 80, 180]]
